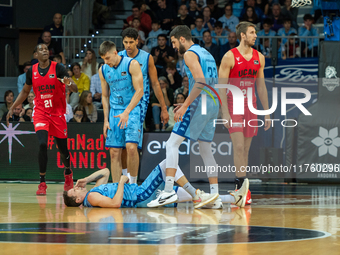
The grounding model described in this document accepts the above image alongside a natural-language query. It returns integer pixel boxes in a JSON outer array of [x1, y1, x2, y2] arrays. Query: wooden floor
[[0, 182, 339, 255]]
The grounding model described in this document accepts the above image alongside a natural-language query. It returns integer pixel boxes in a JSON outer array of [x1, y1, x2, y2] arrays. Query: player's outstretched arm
[[75, 168, 110, 188], [218, 50, 234, 129], [6, 84, 32, 127], [256, 53, 271, 131], [87, 175, 129, 208], [148, 55, 169, 125], [99, 66, 111, 138]]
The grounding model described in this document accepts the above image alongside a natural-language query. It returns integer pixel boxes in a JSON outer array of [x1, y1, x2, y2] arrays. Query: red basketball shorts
[[33, 113, 67, 139]]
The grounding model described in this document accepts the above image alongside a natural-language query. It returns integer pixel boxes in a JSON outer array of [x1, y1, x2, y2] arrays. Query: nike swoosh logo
[[158, 193, 176, 204], [193, 198, 202, 203], [235, 195, 243, 204], [238, 62, 243, 64]]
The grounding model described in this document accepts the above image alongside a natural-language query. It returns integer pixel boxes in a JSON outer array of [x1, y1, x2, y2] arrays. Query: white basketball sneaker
[[202, 197, 223, 209], [147, 190, 178, 208], [230, 178, 249, 208], [193, 190, 219, 209]]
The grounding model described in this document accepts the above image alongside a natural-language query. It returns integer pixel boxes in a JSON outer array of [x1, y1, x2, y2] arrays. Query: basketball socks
[[40, 174, 46, 183], [183, 182, 196, 197], [64, 167, 72, 175], [210, 184, 219, 194], [220, 195, 236, 203], [130, 176, 137, 184], [122, 168, 128, 176], [235, 178, 245, 190], [164, 176, 175, 193]]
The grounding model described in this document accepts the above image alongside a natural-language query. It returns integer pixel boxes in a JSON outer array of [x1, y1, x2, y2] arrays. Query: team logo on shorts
[[121, 72, 127, 76], [254, 60, 259, 65], [35, 123, 46, 127], [49, 74, 55, 78]]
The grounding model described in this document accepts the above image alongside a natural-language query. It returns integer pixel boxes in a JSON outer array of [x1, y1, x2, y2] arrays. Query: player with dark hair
[[63, 160, 249, 208], [118, 28, 169, 183], [98, 40, 144, 184], [147, 25, 249, 209], [219, 21, 271, 205], [7, 43, 78, 195]]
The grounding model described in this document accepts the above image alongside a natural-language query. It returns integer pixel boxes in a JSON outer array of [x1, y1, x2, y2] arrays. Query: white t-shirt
[[79, 61, 99, 79]]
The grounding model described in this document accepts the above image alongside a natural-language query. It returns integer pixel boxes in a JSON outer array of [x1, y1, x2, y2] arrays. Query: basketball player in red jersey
[[219, 22, 271, 204], [7, 43, 78, 195]]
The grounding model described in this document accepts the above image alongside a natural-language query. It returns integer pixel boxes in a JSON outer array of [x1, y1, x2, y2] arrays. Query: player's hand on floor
[[103, 121, 111, 139], [114, 111, 129, 129], [75, 178, 87, 188]]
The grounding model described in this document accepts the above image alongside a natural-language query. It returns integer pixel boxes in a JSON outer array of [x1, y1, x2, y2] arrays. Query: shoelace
[[155, 189, 163, 198]]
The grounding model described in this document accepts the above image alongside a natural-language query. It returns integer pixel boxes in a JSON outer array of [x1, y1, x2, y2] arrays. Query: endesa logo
[[147, 139, 232, 156]]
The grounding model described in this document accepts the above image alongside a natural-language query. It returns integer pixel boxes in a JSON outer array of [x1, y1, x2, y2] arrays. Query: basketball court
[[0, 182, 339, 254]]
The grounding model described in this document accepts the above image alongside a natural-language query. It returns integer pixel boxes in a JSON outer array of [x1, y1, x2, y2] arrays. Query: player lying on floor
[[63, 160, 249, 208]]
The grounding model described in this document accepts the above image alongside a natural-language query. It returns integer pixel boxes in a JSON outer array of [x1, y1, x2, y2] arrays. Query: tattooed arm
[[75, 168, 110, 188]]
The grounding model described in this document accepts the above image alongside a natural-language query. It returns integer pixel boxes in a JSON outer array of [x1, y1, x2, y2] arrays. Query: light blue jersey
[[101, 56, 136, 110], [118, 49, 150, 105], [184, 44, 218, 97], [172, 44, 219, 142], [83, 163, 178, 208], [118, 49, 151, 149], [102, 56, 141, 148]]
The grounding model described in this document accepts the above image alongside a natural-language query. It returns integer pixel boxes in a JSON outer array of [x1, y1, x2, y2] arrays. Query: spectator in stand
[[255, 18, 276, 49], [124, 4, 152, 36], [175, 51, 185, 77], [218, 4, 239, 33], [261, 38, 271, 58], [151, 34, 175, 75], [232, 0, 245, 18], [92, 0, 113, 29], [25, 108, 33, 122], [298, 14, 319, 58], [150, 76, 174, 131], [311, 0, 322, 24], [174, 75, 189, 97], [206, 0, 223, 20], [24, 91, 34, 110], [277, 18, 297, 47], [268, 3, 284, 32], [43, 13, 63, 48], [211, 21, 228, 46], [69, 105, 90, 123], [175, 4, 195, 29], [41, 31, 66, 64], [156, 0, 177, 31], [31, 48, 39, 65], [220, 31, 239, 56], [0, 90, 14, 118], [202, 6, 216, 31], [188, 0, 202, 19], [79, 49, 99, 79], [166, 93, 186, 131], [281, 0, 298, 29], [139, 1, 157, 21], [281, 33, 300, 59], [90, 63, 104, 109], [65, 102, 74, 122], [191, 15, 206, 43], [132, 18, 146, 46], [147, 20, 166, 50], [203, 30, 220, 66], [66, 83, 79, 109], [240, 0, 264, 23], [17, 61, 32, 94], [1, 104, 30, 122], [256, 0, 269, 16], [79, 91, 98, 123], [71, 62, 90, 96], [165, 62, 183, 91], [53, 54, 64, 66], [241, 6, 260, 26]]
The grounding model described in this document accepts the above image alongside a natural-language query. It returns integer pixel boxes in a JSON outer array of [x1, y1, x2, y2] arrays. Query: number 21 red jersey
[[32, 61, 66, 116], [228, 48, 261, 107]]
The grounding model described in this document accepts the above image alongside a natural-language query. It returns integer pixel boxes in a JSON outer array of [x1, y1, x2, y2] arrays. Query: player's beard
[[179, 42, 186, 54], [245, 36, 255, 47]]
